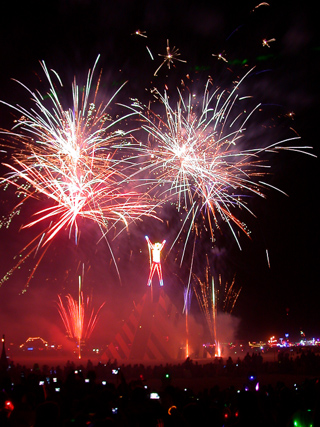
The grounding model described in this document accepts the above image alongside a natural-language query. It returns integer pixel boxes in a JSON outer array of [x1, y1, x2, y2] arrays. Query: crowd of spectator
[[1, 349, 320, 426]]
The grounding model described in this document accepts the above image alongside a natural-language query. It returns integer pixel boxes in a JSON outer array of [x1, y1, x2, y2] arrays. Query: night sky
[[0, 0, 319, 350]]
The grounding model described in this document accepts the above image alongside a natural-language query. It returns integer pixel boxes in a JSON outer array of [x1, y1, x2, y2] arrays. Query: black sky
[[0, 0, 319, 347]]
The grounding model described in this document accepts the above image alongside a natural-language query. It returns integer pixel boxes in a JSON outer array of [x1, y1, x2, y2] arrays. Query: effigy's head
[[154, 242, 162, 249]]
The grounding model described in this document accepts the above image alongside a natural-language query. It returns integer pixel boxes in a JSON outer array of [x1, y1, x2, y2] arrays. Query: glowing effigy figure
[[145, 236, 166, 287]]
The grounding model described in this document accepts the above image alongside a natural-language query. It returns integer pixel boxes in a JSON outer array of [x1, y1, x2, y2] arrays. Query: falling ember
[[266, 248, 271, 268], [57, 275, 105, 359]]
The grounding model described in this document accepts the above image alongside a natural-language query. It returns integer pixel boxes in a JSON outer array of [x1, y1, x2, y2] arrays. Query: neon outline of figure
[[145, 236, 166, 287]]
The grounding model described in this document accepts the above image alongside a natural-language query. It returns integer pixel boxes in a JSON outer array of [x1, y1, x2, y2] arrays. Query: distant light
[[5, 401, 14, 411]]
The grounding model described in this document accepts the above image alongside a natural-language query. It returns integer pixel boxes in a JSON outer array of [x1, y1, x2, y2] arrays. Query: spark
[[262, 38, 276, 48], [154, 39, 187, 76], [251, 2, 270, 12], [146, 46, 154, 60], [131, 29, 147, 38], [266, 248, 271, 268], [212, 51, 228, 62]]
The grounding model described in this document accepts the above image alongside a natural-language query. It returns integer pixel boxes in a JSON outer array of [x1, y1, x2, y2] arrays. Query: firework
[[57, 275, 105, 359], [0, 57, 156, 288], [131, 29, 147, 38], [193, 265, 217, 346], [215, 274, 241, 314], [183, 286, 192, 359], [212, 51, 228, 62], [131, 69, 314, 250], [154, 39, 186, 76], [262, 38, 276, 48], [193, 261, 241, 356]]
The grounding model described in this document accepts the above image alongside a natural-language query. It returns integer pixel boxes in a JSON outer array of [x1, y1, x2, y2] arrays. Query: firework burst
[[154, 39, 187, 76], [130, 69, 314, 250], [0, 56, 156, 288]]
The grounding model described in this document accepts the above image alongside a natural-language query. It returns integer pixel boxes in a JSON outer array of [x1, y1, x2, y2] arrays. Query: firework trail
[[183, 286, 192, 358], [129, 69, 314, 252], [193, 261, 241, 355], [57, 275, 105, 359], [193, 265, 216, 345], [215, 274, 241, 314], [0, 56, 156, 288]]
